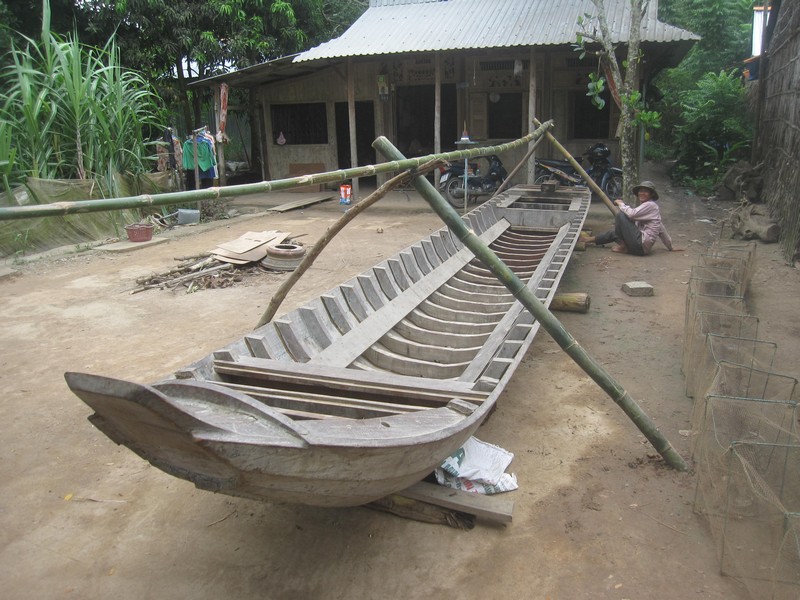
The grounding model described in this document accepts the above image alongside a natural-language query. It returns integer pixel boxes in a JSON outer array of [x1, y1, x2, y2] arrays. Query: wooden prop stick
[[532, 118, 618, 216], [255, 161, 443, 328], [373, 136, 688, 472]]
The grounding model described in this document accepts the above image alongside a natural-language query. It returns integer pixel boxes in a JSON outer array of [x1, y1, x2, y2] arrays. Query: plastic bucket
[[177, 208, 200, 225]]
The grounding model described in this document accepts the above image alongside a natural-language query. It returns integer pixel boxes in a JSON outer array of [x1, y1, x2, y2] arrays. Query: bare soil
[[1, 164, 798, 599]]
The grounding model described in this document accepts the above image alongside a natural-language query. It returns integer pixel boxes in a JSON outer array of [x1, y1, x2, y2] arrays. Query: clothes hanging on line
[[182, 130, 217, 179]]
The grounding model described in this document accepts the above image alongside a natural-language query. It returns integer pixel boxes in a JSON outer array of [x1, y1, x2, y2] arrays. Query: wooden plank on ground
[[397, 481, 514, 524], [268, 195, 334, 212]]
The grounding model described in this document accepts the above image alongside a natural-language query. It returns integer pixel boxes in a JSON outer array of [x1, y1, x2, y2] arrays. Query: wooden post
[[214, 86, 227, 187], [434, 53, 442, 189], [373, 135, 688, 472], [347, 58, 359, 200], [527, 47, 537, 184]]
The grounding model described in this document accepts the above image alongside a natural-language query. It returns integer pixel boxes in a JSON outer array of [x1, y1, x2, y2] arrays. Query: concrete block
[[622, 281, 654, 297]]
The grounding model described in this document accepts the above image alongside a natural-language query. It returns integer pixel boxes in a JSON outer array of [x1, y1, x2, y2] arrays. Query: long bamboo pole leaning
[[255, 162, 443, 328], [532, 118, 619, 216], [490, 134, 546, 199], [0, 122, 555, 222], [373, 136, 688, 472]]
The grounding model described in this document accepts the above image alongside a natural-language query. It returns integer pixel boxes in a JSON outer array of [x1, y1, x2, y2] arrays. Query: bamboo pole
[[491, 134, 546, 199], [532, 118, 619, 216], [254, 164, 439, 328], [372, 136, 688, 472], [0, 122, 554, 222]]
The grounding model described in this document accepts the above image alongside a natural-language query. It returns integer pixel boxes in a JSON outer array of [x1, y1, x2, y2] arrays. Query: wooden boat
[[66, 184, 590, 507]]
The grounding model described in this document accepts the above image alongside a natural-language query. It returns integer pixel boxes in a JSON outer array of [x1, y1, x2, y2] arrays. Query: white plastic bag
[[435, 437, 518, 494]]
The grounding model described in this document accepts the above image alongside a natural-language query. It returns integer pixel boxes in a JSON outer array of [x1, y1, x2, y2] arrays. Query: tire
[[444, 176, 464, 208], [603, 174, 623, 199], [266, 243, 306, 259], [534, 174, 552, 185]]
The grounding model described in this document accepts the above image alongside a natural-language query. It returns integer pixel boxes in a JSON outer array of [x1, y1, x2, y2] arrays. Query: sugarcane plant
[[0, 1, 163, 197]]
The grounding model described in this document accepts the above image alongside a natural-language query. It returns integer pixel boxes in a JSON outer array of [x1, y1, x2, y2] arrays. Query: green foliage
[[652, 0, 753, 157], [586, 73, 606, 109], [672, 70, 751, 183], [0, 12, 164, 194]]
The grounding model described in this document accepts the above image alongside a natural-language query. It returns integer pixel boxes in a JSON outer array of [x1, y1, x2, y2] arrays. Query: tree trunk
[[592, 0, 646, 198]]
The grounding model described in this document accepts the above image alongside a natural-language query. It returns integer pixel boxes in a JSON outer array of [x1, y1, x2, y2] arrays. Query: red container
[[125, 223, 154, 242], [339, 184, 352, 205]]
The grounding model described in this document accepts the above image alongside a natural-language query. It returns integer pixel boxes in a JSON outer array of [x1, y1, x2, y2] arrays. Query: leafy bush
[[672, 70, 752, 182]]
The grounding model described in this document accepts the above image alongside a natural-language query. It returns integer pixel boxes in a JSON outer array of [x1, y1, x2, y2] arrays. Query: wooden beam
[[347, 58, 359, 199], [396, 481, 514, 524], [527, 47, 537, 184]]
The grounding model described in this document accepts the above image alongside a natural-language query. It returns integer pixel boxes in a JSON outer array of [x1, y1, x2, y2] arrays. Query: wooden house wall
[[755, 0, 800, 262], [257, 49, 626, 187]]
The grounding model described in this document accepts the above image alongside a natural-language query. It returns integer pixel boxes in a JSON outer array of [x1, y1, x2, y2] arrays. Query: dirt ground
[[1, 163, 798, 599]]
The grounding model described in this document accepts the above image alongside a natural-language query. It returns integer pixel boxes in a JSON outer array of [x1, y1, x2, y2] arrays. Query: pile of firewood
[[131, 254, 272, 294], [130, 230, 307, 294]]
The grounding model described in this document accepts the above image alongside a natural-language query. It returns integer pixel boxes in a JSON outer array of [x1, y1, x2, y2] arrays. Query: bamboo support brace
[[0, 122, 556, 222], [372, 135, 688, 472], [533, 118, 619, 216]]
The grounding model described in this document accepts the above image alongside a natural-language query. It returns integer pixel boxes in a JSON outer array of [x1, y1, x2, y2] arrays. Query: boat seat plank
[[213, 381, 430, 419], [213, 356, 488, 404]]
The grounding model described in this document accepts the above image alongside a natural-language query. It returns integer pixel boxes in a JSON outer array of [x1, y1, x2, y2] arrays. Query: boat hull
[[66, 184, 590, 507]]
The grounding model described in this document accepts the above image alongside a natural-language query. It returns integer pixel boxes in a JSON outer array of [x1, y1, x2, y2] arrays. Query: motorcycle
[[439, 155, 508, 208], [583, 142, 623, 199], [533, 156, 584, 187], [534, 143, 623, 199]]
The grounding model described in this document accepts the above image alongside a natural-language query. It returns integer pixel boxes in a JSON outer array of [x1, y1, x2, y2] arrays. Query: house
[[196, 0, 697, 194]]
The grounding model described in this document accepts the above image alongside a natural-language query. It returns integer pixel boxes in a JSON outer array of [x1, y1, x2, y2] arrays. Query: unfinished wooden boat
[[66, 184, 590, 507]]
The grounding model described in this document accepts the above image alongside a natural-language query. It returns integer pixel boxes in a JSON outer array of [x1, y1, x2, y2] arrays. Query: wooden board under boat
[[66, 184, 590, 507]]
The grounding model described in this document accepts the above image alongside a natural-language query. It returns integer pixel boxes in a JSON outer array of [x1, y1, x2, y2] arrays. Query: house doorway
[[335, 101, 376, 187], [395, 84, 457, 158]]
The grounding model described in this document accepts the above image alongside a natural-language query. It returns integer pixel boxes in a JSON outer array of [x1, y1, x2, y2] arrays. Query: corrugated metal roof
[[296, 0, 698, 62]]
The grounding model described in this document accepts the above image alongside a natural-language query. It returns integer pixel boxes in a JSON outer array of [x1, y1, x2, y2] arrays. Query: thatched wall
[[753, 0, 800, 263]]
